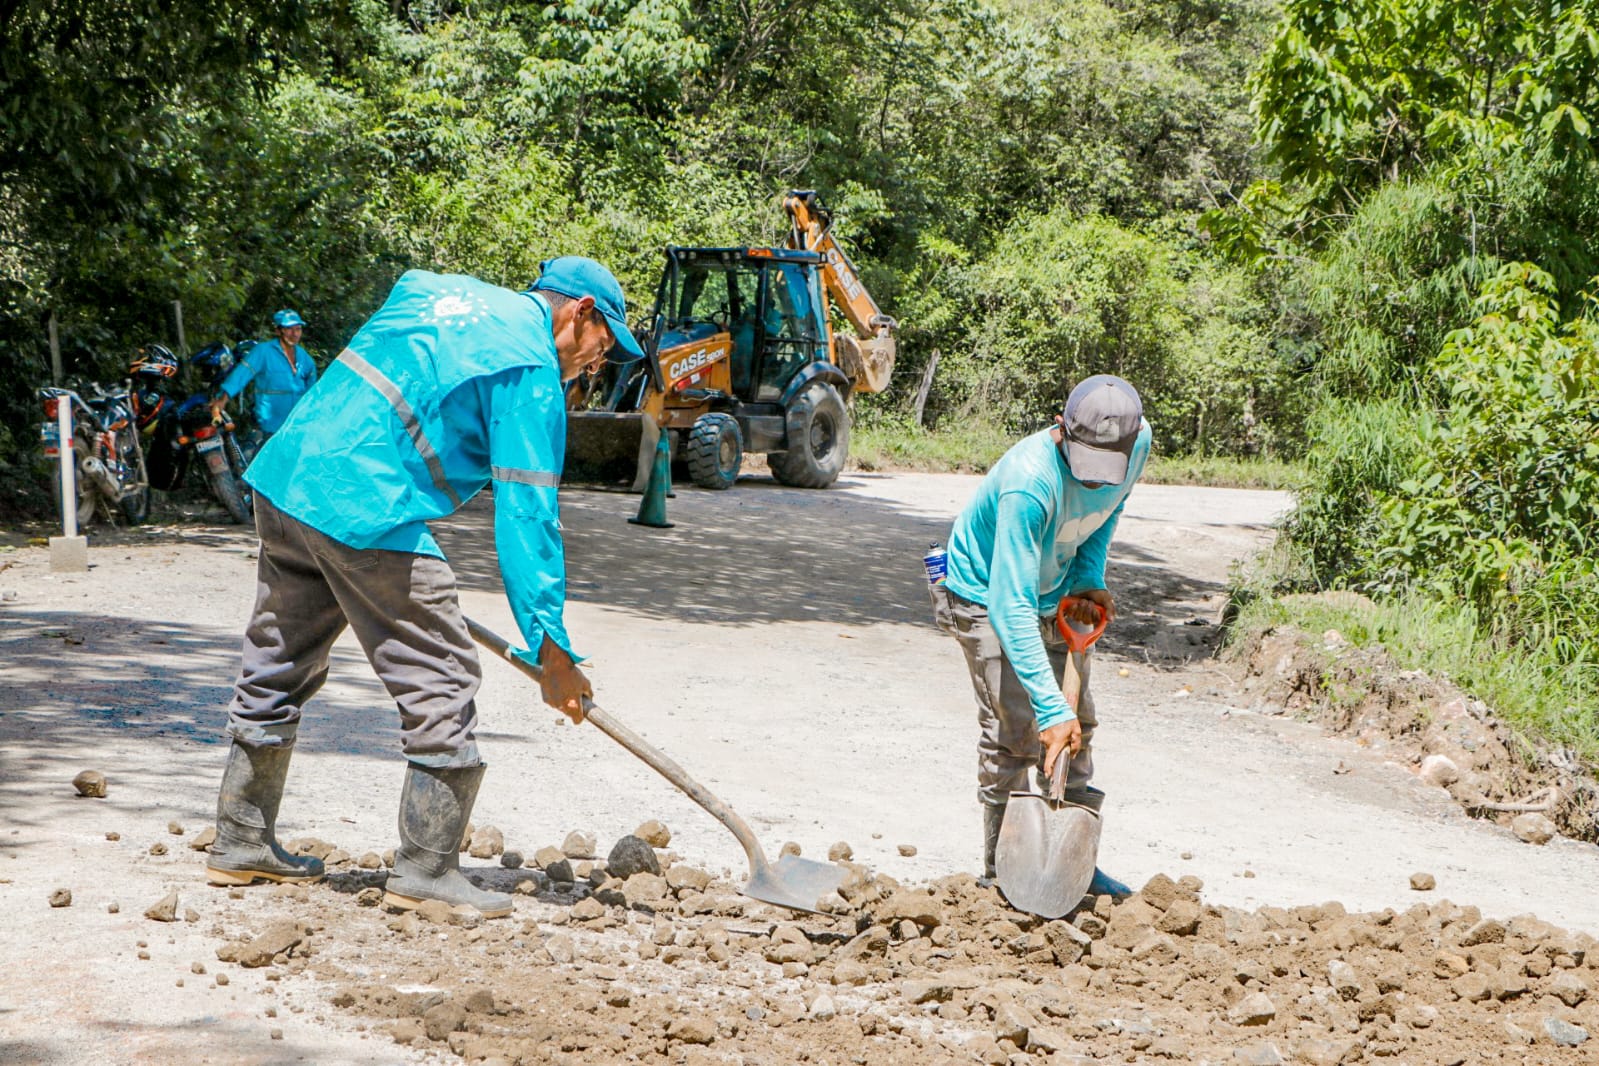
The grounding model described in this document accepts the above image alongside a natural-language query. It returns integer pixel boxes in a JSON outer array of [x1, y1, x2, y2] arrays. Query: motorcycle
[[132, 343, 255, 525], [38, 380, 152, 527]]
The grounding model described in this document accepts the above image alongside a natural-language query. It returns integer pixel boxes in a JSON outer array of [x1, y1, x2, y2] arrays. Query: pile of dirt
[[1229, 615, 1599, 845], [192, 831, 1599, 1065]]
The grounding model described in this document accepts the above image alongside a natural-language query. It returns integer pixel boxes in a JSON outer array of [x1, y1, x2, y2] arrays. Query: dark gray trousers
[[930, 584, 1097, 807], [225, 495, 481, 767]]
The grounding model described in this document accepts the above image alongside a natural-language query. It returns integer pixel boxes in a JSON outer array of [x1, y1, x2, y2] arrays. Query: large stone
[[48, 888, 72, 908], [666, 865, 711, 894], [190, 827, 217, 852], [667, 1015, 715, 1045], [1418, 754, 1460, 788], [1512, 813, 1557, 846], [607, 835, 661, 880], [422, 1000, 467, 1042], [900, 978, 953, 1004], [1544, 1017, 1589, 1047], [561, 831, 597, 859], [144, 892, 179, 922], [1157, 899, 1202, 936], [634, 820, 672, 848], [877, 890, 944, 928], [1227, 992, 1276, 1027], [623, 873, 669, 906], [237, 921, 303, 967], [1458, 919, 1506, 947], [1409, 871, 1436, 891], [467, 826, 504, 859], [72, 770, 108, 798], [1548, 972, 1590, 1007]]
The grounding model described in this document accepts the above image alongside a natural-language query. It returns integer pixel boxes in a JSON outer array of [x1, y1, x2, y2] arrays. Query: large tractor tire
[[770, 382, 848, 489], [686, 413, 743, 490]]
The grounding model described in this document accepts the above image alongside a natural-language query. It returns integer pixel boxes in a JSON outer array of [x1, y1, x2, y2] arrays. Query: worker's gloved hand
[[537, 638, 593, 725], [1038, 717, 1082, 781], [1065, 587, 1116, 625]]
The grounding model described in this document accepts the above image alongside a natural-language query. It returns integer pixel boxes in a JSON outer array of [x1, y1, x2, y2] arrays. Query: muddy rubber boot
[[1062, 785, 1106, 813], [205, 739, 325, 886], [979, 802, 1006, 887], [382, 762, 512, 919]]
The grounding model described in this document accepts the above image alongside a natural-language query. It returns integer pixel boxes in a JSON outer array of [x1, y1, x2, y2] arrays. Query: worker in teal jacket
[[929, 375, 1151, 897], [204, 258, 642, 919], [211, 309, 318, 438]]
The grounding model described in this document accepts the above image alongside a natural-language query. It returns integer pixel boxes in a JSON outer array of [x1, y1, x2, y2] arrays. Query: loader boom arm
[[783, 190, 898, 392]]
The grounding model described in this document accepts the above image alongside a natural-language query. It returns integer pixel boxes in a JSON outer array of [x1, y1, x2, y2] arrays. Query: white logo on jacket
[[426, 288, 487, 326]]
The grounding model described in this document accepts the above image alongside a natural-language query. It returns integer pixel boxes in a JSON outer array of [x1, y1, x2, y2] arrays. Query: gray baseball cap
[[1062, 375, 1143, 484]]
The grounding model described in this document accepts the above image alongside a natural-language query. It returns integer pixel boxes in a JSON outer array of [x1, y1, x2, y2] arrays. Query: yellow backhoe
[[564, 190, 897, 490]]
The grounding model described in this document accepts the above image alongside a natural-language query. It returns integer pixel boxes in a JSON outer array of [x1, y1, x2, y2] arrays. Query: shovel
[[996, 596, 1108, 919], [465, 616, 847, 914]]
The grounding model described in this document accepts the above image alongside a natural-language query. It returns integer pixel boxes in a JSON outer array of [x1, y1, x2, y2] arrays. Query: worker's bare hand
[[208, 397, 227, 421], [538, 638, 592, 725], [1039, 718, 1082, 782], [1066, 587, 1116, 625]]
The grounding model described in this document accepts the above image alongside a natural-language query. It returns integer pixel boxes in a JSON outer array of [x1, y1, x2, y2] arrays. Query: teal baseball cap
[[528, 256, 645, 362], [272, 309, 305, 329]]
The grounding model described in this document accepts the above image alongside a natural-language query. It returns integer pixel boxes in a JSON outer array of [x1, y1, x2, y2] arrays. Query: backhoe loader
[[564, 190, 897, 490]]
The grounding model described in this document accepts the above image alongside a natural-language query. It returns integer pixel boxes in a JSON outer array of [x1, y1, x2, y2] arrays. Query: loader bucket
[[563, 411, 660, 492]]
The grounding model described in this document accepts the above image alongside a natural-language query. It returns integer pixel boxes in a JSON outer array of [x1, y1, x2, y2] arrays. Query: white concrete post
[[49, 394, 88, 571]]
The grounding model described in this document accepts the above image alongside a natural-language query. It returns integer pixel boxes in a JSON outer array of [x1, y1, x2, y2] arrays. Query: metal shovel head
[[995, 793, 1102, 919], [742, 853, 848, 915]]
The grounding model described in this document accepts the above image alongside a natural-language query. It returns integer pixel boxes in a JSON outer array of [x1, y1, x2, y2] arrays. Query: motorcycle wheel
[[223, 432, 255, 521], [119, 486, 152, 524], [48, 445, 98, 529], [208, 464, 252, 525]]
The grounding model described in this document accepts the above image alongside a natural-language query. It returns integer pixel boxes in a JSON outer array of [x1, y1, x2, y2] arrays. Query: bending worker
[[210, 309, 318, 441], [929, 375, 1151, 897], [203, 259, 643, 919]]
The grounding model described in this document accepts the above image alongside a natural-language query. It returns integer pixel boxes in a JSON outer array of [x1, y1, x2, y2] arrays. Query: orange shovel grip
[[1054, 596, 1108, 653]]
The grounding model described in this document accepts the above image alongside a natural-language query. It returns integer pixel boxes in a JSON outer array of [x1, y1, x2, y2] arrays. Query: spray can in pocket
[[922, 542, 949, 586]]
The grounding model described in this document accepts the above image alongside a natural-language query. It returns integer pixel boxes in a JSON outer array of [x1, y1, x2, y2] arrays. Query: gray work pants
[[225, 495, 481, 767], [930, 584, 1097, 807]]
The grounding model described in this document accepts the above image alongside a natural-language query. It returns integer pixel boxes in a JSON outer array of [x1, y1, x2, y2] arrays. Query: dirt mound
[[198, 837, 1599, 1064], [1230, 619, 1599, 843]]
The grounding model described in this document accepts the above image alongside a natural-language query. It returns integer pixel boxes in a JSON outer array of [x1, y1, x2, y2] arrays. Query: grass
[[851, 422, 1305, 490], [1232, 585, 1599, 765]]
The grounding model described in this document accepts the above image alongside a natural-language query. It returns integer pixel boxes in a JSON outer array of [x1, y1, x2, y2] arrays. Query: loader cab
[[659, 247, 829, 405]]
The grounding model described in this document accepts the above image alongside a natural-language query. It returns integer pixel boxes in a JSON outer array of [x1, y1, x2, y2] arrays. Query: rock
[[1459, 918, 1505, 946], [666, 865, 712, 894], [1043, 920, 1091, 965], [780, 841, 801, 858], [897, 844, 917, 857], [105, 832, 120, 841], [545, 858, 574, 883], [827, 841, 853, 862], [422, 999, 467, 1042], [1227, 991, 1276, 1026], [144, 892, 179, 922], [1512, 813, 1557, 846], [545, 934, 574, 963], [1328, 959, 1364, 1000], [1292, 1038, 1354, 1066], [500, 850, 523, 869], [467, 825, 504, 859], [1549, 972, 1589, 1007], [634, 820, 672, 848], [48, 888, 72, 908], [1156, 899, 1202, 936], [107, 902, 119, 913], [356, 851, 381, 870], [877, 890, 944, 928], [667, 1015, 715, 1045], [607, 835, 661, 880], [389, 1018, 425, 1045], [623, 873, 669, 906], [148, 842, 168, 856], [1233, 1043, 1285, 1066], [808, 994, 836, 1020], [1452, 972, 1492, 1002], [534, 845, 567, 868], [570, 897, 606, 922], [189, 827, 217, 851], [993, 1001, 1035, 1046], [72, 770, 107, 798], [1545, 1017, 1589, 1046], [356, 887, 382, 907], [1139, 873, 1182, 912], [416, 899, 454, 925], [167, 820, 184, 836], [1418, 754, 1460, 787], [900, 978, 953, 1004], [561, 831, 597, 859], [1409, 872, 1436, 891], [1025, 1025, 1068, 1054], [237, 921, 303, 967]]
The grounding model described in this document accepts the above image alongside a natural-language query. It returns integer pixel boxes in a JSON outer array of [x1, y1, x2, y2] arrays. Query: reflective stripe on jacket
[[245, 270, 574, 661]]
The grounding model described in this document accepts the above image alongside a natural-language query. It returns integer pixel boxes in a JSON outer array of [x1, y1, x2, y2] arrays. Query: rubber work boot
[[979, 802, 1006, 887], [205, 740, 325, 886], [383, 762, 512, 919], [1089, 867, 1133, 900]]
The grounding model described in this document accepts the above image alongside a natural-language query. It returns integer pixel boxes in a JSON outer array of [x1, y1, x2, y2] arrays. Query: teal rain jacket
[[944, 425, 1152, 730], [245, 270, 574, 664], [219, 338, 317, 433]]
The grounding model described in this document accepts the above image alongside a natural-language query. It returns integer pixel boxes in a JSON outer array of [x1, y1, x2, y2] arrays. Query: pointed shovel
[[996, 596, 1108, 919], [465, 616, 846, 914]]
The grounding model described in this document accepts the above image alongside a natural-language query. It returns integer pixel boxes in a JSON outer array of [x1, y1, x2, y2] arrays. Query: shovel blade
[[741, 854, 848, 915], [995, 794, 1101, 919]]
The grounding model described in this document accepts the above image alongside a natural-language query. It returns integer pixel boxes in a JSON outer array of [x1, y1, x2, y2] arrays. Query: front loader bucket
[[563, 412, 660, 492]]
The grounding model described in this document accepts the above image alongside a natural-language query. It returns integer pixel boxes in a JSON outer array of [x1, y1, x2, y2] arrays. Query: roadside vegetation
[[2, 0, 1596, 753]]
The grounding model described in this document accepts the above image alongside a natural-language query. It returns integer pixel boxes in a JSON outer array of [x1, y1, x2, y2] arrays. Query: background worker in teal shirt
[[204, 258, 643, 920], [210, 309, 318, 438], [930, 375, 1151, 896]]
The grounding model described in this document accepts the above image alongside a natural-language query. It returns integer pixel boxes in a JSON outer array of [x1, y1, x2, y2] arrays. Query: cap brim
[[1065, 439, 1131, 485], [603, 311, 646, 363]]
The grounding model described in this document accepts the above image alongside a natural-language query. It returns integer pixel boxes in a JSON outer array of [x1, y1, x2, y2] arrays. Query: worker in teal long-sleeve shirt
[[930, 375, 1150, 897], [210, 309, 318, 439], [203, 258, 643, 920]]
